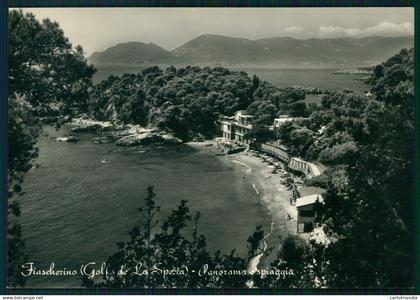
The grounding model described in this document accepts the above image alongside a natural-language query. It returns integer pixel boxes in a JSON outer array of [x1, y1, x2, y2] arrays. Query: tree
[[83, 187, 270, 288], [318, 141, 359, 165], [247, 100, 277, 125], [278, 123, 315, 157], [9, 10, 96, 117], [314, 48, 414, 287], [289, 101, 307, 117], [244, 124, 274, 145], [7, 95, 41, 287], [252, 74, 260, 91], [8, 10, 96, 287]]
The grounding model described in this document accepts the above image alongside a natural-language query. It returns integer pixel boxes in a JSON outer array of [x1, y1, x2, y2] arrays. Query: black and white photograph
[[4, 3, 416, 294]]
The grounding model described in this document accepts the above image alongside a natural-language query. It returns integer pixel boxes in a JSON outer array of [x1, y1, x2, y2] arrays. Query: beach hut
[[296, 194, 323, 233]]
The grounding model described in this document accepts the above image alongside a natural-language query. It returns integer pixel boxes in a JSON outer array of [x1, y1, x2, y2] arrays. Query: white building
[[296, 193, 324, 233], [219, 110, 254, 144], [260, 142, 290, 163], [273, 115, 295, 131], [220, 116, 235, 140], [288, 157, 325, 179]]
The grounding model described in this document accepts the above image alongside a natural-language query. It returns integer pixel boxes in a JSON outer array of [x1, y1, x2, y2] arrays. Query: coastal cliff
[[70, 117, 182, 146]]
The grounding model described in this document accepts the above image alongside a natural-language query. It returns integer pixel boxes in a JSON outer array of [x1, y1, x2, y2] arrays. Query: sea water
[[92, 64, 369, 92], [15, 126, 271, 287]]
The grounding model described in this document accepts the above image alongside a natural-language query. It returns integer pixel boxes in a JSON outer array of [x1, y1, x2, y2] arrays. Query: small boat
[[101, 159, 111, 164], [54, 135, 79, 143]]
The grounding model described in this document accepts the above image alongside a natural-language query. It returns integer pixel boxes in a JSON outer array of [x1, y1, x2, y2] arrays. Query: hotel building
[[219, 110, 254, 144]]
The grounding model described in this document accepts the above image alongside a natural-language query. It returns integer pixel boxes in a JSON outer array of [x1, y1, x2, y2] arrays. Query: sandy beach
[[228, 153, 297, 234], [187, 140, 298, 272], [188, 141, 296, 233]]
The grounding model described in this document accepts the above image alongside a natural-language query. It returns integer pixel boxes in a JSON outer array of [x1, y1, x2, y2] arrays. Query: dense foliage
[[83, 187, 271, 288], [278, 48, 414, 287], [9, 10, 96, 117], [88, 68, 312, 141], [87, 48, 415, 289], [83, 187, 311, 288], [7, 10, 415, 289], [7, 94, 40, 287], [317, 48, 414, 287], [8, 10, 95, 286]]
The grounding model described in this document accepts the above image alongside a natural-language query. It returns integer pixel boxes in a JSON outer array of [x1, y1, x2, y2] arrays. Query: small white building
[[296, 193, 323, 233], [273, 115, 295, 131]]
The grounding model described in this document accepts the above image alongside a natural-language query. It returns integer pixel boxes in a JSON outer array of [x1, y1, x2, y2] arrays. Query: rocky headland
[[69, 117, 182, 147]]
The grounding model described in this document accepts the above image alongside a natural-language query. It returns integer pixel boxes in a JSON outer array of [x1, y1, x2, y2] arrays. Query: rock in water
[[161, 134, 183, 145], [70, 118, 113, 132], [116, 132, 163, 146], [116, 132, 182, 146], [66, 135, 80, 143]]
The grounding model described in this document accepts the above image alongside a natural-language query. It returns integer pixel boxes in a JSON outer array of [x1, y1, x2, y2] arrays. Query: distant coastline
[[91, 64, 370, 91], [89, 61, 376, 69], [332, 68, 373, 75], [88, 34, 413, 67]]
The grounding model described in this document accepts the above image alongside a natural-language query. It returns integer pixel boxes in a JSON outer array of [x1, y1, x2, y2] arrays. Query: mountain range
[[88, 34, 413, 67]]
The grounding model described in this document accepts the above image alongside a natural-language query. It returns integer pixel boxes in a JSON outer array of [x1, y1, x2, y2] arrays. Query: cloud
[[285, 26, 304, 33], [318, 22, 413, 38]]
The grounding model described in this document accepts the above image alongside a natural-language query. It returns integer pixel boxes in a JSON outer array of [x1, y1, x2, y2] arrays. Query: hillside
[[173, 34, 413, 66], [89, 42, 180, 65], [171, 33, 272, 64], [89, 35, 413, 67]]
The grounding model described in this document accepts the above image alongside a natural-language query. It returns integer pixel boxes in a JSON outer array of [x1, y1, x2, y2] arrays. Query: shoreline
[[187, 140, 298, 273], [35, 130, 298, 285], [227, 152, 296, 234], [187, 139, 297, 233]]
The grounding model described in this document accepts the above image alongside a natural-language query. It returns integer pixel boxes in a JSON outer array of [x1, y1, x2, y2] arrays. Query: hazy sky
[[19, 8, 414, 55]]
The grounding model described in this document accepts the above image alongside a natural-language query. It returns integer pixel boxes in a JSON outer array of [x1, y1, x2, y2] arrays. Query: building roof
[[235, 110, 249, 115], [290, 157, 306, 163], [219, 115, 235, 122], [265, 142, 288, 152], [233, 121, 253, 129], [298, 186, 326, 198], [307, 162, 322, 177], [296, 194, 324, 208], [274, 116, 294, 124], [290, 158, 325, 177]]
